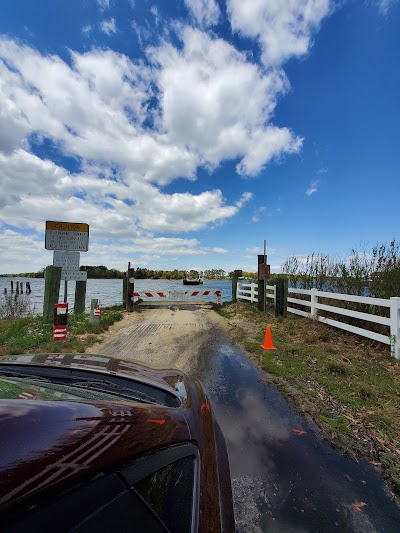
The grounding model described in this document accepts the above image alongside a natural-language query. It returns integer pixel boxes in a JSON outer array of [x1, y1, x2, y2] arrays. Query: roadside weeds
[[0, 306, 124, 355], [213, 302, 400, 498]]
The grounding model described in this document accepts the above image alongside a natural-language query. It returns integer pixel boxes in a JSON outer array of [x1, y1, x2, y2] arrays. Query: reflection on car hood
[[0, 353, 188, 400], [0, 398, 191, 512]]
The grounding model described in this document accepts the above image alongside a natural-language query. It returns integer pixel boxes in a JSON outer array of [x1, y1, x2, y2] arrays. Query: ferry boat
[[183, 271, 204, 285]]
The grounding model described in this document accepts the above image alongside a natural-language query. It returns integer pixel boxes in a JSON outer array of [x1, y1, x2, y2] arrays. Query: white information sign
[[52, 251, 87, 281], [53, 251, 80, 270], [45, 221, 89, 251], [61, 270, 87, 281]]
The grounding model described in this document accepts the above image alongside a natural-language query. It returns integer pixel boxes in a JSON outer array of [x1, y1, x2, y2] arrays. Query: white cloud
[[149, 27, 301, 174], [100, 18, 117, 35], [0, 32, 302, 182], [227, 0, 331, 66], [236, 126, 302, 176], [184, 0, 221, 27], [316, 166, 328, 175], [306, 179, 319, 195], [0, 24, 307, 272], [375, 0, 397, 14], [0, 149, 251, 238], [236, 192, 253, 208], [211, 247, 229, 253], [81, 25, 92, 36], [126, 182, 252, 233], [0, 150, 69, 210], [251, 205, 266, 223], [245, 246, 276, 255], [97, 0, 110, 11], [0, 228, 211, 273], [0, 230, 44, 271]]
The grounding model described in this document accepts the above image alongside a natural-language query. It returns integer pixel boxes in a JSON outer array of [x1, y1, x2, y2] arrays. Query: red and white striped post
[[53, 303, 68, 341], [90, 299, 101, 325]]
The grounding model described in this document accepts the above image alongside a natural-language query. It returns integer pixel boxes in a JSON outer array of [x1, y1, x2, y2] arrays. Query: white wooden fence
[[236, 282, 400, 360]]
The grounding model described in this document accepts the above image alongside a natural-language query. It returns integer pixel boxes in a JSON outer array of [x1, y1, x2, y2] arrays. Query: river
[[0, 278, 233, 315]]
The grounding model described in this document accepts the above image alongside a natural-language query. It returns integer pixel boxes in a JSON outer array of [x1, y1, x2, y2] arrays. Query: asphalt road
[[89, 304, 400, 532]]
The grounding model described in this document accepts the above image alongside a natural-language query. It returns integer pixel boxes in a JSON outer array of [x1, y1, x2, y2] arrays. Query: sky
[[0, 0, 399, 275]]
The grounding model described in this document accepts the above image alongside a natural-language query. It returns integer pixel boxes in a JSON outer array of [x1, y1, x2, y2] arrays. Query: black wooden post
[[258, 255, 266, 312], [231, 270, 241, 302], [126, 262, 135, 311], [275, 278, 288, 317], [122, 272, 127, 305]]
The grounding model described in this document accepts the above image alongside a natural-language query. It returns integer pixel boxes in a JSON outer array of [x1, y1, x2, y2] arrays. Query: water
[[194, 343, 400, 532], [0, 278, 232, 315]]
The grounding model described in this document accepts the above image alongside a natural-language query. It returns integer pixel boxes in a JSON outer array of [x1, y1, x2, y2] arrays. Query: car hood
[[0, 353, 188, 400], [0, 398, 191, 512]]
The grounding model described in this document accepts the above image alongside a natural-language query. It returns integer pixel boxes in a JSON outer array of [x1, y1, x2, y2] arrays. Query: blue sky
[[0, 0, 399, 275]]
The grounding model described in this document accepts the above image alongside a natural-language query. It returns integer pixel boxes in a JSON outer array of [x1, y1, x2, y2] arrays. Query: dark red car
[[0, 354, 235, 532]]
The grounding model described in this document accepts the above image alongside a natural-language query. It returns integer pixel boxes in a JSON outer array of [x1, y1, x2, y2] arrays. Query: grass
[[214, 301, 400, 496], [0, 306, 124, 355]]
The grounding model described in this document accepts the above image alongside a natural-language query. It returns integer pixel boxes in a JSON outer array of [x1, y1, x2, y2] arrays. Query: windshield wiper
[[69, 380, 160, 405], [0, 370, 161, 405], [0, 370, 51, 383]]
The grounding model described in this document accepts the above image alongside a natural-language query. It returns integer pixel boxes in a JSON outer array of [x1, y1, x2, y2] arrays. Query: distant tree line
[[80, 265, 123, 279], [7, 266, 254, 280]]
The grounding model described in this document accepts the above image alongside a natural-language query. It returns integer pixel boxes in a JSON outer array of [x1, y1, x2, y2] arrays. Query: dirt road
[[86, 303, 229, 372]]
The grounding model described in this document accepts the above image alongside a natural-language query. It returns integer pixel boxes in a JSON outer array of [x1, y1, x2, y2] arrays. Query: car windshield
[[0, 374, 146, 403], [0, 364, 181, 406]]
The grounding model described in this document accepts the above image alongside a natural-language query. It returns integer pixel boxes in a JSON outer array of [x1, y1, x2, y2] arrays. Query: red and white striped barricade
[[131, 290, 222, 303]]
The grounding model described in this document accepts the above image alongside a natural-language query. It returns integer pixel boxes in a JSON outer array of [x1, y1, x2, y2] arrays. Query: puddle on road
[[194, 343, 400, 532]]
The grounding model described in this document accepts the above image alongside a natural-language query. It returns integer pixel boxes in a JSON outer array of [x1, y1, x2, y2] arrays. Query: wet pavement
[[193, 342, 400, 532]]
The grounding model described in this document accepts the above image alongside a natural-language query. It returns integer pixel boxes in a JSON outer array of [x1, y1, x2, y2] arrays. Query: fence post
[[390, 297, 400, 360], [126, 264, 135, 311], [257, 255, 266, 312], [275, 278, 288, 317], [232, 271, 240, 302], [310, 288, 318, 319], [122, 272, 127, 305], [236, 282, 241, 301]]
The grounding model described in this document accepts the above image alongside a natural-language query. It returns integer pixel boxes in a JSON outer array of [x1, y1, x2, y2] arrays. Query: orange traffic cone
[[260, 325, 276, 350]]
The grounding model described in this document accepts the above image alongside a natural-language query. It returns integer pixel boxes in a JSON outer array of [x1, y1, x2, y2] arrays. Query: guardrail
[[236, 282, 400, 359]]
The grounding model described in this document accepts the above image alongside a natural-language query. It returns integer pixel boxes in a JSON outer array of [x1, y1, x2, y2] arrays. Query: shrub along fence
[[236, 282, 400, 360]]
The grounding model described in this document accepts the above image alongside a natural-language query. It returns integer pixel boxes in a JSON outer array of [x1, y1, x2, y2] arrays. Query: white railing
[[236, 282, 258, 302], [236, 282, 400, 360], [237, 282, 276, 304]]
